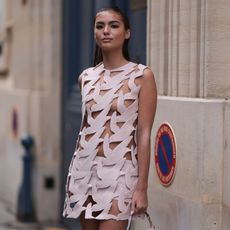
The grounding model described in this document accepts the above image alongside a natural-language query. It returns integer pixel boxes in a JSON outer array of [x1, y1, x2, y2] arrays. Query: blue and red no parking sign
[[154, 123, 177, 186]]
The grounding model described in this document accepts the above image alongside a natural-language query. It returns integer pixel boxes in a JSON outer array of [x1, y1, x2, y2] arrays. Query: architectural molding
[[148, 0, 207, 98]]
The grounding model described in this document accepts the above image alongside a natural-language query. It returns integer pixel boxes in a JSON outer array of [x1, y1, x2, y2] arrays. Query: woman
[[63, 6, 157, 230]]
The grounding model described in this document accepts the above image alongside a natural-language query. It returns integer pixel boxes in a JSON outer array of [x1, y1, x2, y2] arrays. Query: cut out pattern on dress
[[63, 62, 148, 220]]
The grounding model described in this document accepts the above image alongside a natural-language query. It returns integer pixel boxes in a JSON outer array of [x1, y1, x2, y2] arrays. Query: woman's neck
[[102, 51, 129, 70]]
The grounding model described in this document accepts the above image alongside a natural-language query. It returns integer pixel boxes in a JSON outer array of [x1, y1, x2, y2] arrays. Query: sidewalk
[[0, 200, 67, 230]]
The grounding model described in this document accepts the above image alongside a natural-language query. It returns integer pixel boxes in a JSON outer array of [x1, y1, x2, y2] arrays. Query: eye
[[95, 24, 104, 29], [111, 23, 119, 29]]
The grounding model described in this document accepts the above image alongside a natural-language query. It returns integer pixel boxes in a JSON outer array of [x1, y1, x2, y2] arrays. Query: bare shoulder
[[142, 67, 155, 82], [135, 66, 156, 88]]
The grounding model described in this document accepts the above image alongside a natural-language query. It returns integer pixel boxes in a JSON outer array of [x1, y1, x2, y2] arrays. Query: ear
[[125, 29, 130, 39]]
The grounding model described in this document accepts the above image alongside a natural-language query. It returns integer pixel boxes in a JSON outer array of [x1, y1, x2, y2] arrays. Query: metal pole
[[17, 135, 36, 222]]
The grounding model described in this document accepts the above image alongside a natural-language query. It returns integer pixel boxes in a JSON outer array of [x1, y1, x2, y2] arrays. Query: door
[[60, 0, 147, 229]]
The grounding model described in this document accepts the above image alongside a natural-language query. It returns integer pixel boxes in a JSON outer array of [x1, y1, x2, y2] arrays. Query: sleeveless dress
[[63, 62, 148, 220]]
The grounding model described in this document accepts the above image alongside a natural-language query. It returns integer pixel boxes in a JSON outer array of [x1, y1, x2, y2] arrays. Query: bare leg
[[99, 219, 128, 230], [80, 213, 99, 230], [99, 200, 129, 230], [79, 196, 100, 230]]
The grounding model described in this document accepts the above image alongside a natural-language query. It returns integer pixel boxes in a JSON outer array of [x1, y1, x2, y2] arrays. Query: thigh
[[99, 219, 128, 230], [80, 213, 99, 230], [99, 199, 129, 230]]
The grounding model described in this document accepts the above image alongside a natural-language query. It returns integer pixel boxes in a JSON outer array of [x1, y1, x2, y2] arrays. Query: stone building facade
[[132, 1, 230, 230], [0, 0, 62, 221]]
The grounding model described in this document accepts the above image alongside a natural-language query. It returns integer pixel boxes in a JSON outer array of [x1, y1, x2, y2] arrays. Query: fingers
[[131, 190, 148, 216], [131, 200, 147, 215], [135, 204, 147, 215]]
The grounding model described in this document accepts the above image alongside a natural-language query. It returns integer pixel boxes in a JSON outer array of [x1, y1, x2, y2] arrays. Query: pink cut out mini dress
[[63, 62, 148, 220]]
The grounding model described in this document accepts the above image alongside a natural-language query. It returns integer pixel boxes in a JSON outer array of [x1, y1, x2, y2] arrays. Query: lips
[[102, 38, 112, 42]]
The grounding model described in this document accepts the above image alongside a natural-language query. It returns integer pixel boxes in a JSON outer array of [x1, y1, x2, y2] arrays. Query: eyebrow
[[95, 20, 120, 25]]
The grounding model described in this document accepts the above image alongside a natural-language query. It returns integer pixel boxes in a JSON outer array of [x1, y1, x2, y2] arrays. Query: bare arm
[[131, 68, 157, 215]]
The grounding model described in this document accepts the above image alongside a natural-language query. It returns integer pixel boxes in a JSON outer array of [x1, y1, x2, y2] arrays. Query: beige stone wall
[[223, 101, 230, 229], [147, 0, 206, 97], [132, 97, 225, 230], [147, 0, 230, 99], [138, 0, 230, 229], [0, 0, 62, 221], [206, 0, 230, 98]]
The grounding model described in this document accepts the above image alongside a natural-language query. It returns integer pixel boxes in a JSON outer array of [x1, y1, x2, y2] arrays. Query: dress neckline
[[101, 62, 136, 72]]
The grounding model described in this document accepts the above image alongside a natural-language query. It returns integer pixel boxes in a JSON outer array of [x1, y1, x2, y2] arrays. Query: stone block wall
[[0, 0, 62, 221], [134, 0, 230, 229]]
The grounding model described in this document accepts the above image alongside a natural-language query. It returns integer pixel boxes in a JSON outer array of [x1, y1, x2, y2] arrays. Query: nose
[[103, 25, 110, 34]]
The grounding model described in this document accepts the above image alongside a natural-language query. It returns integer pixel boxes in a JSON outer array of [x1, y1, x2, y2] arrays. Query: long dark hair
[[93, 6, 130, 66]]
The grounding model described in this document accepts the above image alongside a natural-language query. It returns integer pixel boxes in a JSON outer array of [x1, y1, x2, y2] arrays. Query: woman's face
[[94, 10, 130, 52]]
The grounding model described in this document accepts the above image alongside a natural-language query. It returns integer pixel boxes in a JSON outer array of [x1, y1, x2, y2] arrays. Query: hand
[[131, 188, 148, 216]]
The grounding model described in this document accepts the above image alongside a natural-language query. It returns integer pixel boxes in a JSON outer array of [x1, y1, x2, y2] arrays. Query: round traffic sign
[[154, 123, 176, 186]]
